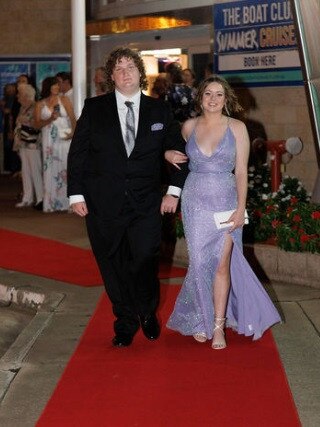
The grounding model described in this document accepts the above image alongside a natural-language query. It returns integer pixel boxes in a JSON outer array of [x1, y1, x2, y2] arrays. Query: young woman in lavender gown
[[165, 75, 281, 349]]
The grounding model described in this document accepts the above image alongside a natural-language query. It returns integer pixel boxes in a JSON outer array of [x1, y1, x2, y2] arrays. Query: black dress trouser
[[86, 202, 161, 336]]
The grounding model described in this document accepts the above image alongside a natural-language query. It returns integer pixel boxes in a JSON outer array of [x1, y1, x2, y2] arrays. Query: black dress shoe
[[112, 333, 134, 347], [139, 314, 160, 340]]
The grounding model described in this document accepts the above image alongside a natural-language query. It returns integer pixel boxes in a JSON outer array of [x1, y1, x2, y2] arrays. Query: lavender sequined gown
[[167, 125, 281, 340]]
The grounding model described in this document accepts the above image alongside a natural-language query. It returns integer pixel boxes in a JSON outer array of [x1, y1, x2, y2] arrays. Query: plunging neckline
[[44, 98, 61, 113], [193, 125, 229, 158]]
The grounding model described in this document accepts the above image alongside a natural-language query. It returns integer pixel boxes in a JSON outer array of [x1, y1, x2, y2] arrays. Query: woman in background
[[151, 75, 169, 100], [182, 68, 197, 99], [165, 62, 195, 123], [13, 83, 43, 209], [34, 76, 76, 212], [93, 66, 108, 96]]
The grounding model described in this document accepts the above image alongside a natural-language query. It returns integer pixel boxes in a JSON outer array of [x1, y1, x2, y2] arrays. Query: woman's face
[[18, 75, 28, 85], [50, 83, 60, 95], [94, 69, 106, 84], [182, 70, 194, 86], [18, 92, 32, 107], [201, 82, 226, 114]]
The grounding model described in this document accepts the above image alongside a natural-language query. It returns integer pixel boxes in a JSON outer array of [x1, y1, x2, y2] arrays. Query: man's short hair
[[56, 71, 72, 86]]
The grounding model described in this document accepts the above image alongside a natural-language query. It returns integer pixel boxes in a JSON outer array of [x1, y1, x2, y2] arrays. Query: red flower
[[271, 220, 281, 229], [290, 196, 298, 205], [311, 211, 320, 220], [266, 205, 274, 213], [289, 237, 295, 244], [300, 234, 311, 243], [293, 214, 301, 222], [254, 209, 262, 218], [286, 206, 294, 215]]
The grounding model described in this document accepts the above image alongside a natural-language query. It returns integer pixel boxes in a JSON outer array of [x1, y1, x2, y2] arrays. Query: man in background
[[56, 71, 73, 105]]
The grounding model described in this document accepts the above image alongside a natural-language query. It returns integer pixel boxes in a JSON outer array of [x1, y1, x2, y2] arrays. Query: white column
[[71, 0, 86, 119]]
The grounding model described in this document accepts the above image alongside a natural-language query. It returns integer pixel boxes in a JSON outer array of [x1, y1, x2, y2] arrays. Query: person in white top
[[13, 84, 43, 209], [34, 76, 76, 212]]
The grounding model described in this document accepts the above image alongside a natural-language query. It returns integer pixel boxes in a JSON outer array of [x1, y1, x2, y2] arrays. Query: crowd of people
[[150, 63, 197, 122], [1, 72, 76, 212], [0, 70, 89, 212]]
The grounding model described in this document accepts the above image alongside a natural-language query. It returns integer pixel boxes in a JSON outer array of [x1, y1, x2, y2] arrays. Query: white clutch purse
[[58, 128, 72, 139], [214, 209, 249, 229]]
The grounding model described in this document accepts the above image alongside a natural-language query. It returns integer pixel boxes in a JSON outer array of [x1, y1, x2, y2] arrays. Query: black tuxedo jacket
[[67, 92, 188, 220]]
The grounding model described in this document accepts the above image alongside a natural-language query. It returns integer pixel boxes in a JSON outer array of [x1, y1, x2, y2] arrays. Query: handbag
[[58, 128, 72, 139], [214, 209, 249, 229], [20, 124, 40, 143]]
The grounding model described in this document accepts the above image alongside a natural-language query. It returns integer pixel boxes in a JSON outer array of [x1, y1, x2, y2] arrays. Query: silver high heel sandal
[[212, 317, 226, 350], [193, 333, 207, 343]]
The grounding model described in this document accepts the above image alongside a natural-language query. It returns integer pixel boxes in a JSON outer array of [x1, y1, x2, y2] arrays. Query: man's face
[[111, 57, 140, 96], [57, 77, 68, 94]]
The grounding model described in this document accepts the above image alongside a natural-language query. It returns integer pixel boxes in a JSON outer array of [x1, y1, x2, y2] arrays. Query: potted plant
[[247, 169, 320, 254]]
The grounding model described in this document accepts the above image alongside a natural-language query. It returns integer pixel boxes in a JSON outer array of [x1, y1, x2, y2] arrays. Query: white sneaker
[[15, 201, 33, 208]]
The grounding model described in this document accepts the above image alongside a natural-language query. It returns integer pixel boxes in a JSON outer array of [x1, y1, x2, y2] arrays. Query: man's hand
[[160, 194, 179, 215], [70, 201, 88, 217]]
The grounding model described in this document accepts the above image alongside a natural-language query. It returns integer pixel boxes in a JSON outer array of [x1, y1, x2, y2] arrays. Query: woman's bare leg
[[212, 234, 233, 349]]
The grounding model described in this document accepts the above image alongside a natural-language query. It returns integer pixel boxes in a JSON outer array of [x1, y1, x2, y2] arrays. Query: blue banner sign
[[0, 56, 70, 98], [0, 63, 29, 96], [213, 0, 302, 86]]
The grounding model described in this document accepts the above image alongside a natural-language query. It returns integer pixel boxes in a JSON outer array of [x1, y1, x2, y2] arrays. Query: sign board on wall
[[0, 56, 70, 98], [213, 0, 303, 86]]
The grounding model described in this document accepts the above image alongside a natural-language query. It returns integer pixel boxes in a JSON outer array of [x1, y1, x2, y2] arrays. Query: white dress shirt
[[115, 89, 140, 140], [65, 88, 73, 105]]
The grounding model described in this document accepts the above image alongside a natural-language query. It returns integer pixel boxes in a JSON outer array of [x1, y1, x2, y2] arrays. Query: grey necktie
[[124, 101, 135, 156]]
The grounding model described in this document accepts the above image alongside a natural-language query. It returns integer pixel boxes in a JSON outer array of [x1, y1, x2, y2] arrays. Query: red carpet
[[36, 286, 300, 427], [0, 229, 187, 286]]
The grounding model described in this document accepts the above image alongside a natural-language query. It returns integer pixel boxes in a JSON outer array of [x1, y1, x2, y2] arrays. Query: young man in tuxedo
[[67, 47, 188, 347]]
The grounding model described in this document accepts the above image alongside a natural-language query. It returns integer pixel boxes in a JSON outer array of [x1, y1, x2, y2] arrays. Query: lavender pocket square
[[151, 123, 164, 131]]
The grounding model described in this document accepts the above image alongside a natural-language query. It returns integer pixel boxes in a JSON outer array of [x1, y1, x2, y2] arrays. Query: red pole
[[270, 150, 282, 192], [266, 140, 286, 192]]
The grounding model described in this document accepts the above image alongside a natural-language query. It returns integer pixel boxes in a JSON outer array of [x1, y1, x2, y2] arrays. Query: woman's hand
[[61, 131, 73, 140], [164, 150, 188, 170], [227, 209, 246, 233], [51, 110, 60, 121]]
